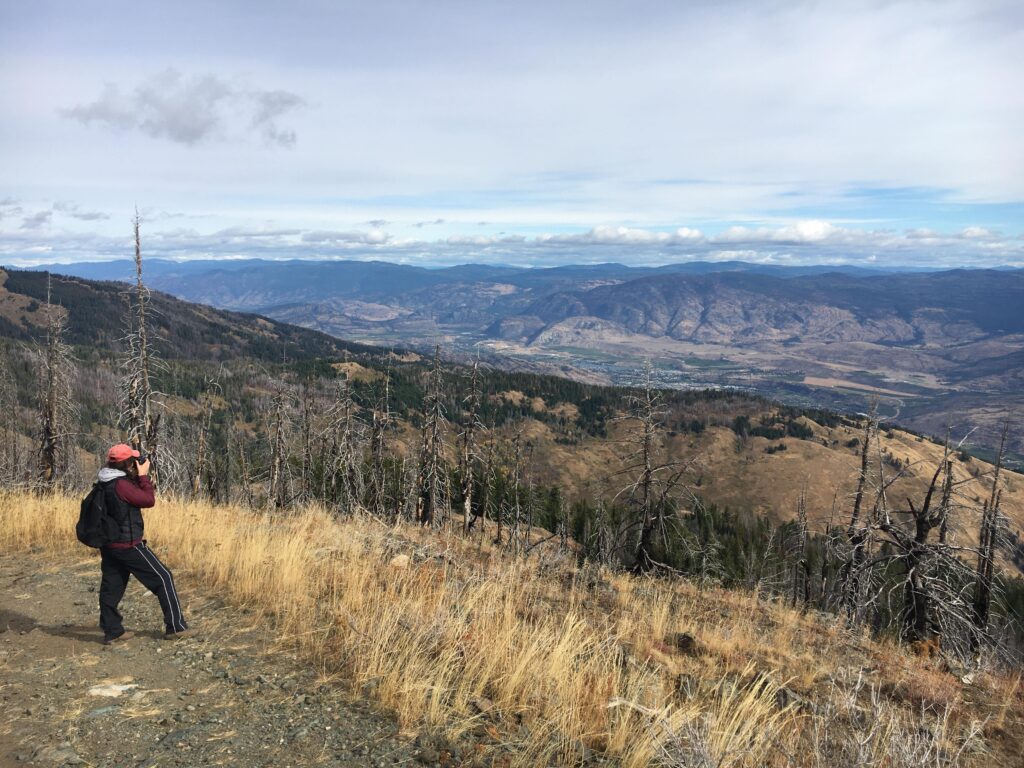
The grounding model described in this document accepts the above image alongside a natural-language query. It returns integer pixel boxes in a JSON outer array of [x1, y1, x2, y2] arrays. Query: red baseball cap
[[107, 443, 141, 462]]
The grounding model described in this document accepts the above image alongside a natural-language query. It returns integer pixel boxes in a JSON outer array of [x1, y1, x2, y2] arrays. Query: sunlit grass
[[0, 491, 1010, 766]]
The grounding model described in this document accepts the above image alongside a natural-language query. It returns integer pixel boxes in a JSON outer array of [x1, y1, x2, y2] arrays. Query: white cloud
[[715, 220, 842, 244], [960, 226, 996, 239], [445, 234, 526, 245], [3, 219, 1021, 270], [537, 225, 705, 246]]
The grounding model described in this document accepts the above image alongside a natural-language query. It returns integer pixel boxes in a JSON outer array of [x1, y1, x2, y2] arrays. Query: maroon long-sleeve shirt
[[105, 476, 155, 549], [115, 475, 155, 509]]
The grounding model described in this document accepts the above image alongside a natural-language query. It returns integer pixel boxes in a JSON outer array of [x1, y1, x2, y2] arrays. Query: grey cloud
[[250, 90, 304, 147], [364, 219, 390, 228], [302, 229, 390, 245], [20, 211, 52, 230], [413, 218, 446, 228], [445, 234, 525, 245], [213, 226, 303, 239], [62, 69, 303, 148], [53, 201, 111, 221], [144, 209, 216, 221]]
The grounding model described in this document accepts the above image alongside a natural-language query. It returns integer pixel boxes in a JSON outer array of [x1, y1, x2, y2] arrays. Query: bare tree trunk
[[191, 381, 216, 499], [593, 497, 610, 565], [267, 385, 291, 510], [369, 370, 392, 519], [973, 422, 1009, 653], [415, 346, 449, 528], [36, 277, 74, 491], [559, 494, 569, 553], [121, 212, 161, 482], [633, 378, 656, 571], [0, 363, 20, 487], [842, 414, 875, 622], [237, 435, 254, 508], [325, 375, 364, 514], [509, 430, 523, 553], [459, 361, 481, 535], [792, 487, 809, 608], [899, 458, 951, 644]]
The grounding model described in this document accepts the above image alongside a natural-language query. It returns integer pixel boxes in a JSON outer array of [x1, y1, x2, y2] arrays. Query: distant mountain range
[[18, 258, 1024, 455], [35, 256, 945, 296]]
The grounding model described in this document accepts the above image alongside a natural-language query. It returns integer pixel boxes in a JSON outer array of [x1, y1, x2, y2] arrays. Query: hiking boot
[[102, 630, 132, 645], [163, 627, 195, 641]]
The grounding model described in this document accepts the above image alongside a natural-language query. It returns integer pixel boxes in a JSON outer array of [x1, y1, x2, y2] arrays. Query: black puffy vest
[[100, 479, 145, 544]]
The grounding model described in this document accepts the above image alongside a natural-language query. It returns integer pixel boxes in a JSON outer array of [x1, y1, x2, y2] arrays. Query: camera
[[136, 448, 149, 464]]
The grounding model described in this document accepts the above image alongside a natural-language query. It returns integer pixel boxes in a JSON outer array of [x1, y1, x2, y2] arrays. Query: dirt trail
[[0, 551, 423, 767]]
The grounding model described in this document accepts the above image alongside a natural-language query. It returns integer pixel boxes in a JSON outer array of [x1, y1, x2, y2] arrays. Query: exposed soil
[[0, 551, 427, 768]]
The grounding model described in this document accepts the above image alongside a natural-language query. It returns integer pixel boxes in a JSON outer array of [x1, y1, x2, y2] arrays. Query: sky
[[1, 0, 1022, 268]]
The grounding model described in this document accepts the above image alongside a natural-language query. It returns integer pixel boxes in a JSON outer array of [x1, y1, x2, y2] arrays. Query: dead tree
[[237, 431, 255, 508], [476, 432, 499, 545], [685, 498, 725, 589], [368, 368, 392, 519], [299, 381, 316, 501], [190, 377, 218, 499], [267, 384, 292, 510], [323, 375, 365, 514], [973, 422, 1010, 653], [0, 354, 23, 486], [35, 279, 75, 491], [558, 491, 570, 553], [841, 413, 876, 622], [458, 361, 483, 535], [614, 363, 693, 573], [415, 346, 450, 527], [791, 486, 811, 609], [859, 436, 981, 656], [895, 456, 953, 645], [590, 496, 612, 565], [120, 212, 161, 480]]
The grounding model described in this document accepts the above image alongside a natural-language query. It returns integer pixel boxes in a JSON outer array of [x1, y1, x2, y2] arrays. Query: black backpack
[[76, 483, 121, 548]]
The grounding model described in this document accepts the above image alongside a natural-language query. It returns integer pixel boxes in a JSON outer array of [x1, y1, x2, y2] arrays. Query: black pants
[[99, 542, 187, 638]]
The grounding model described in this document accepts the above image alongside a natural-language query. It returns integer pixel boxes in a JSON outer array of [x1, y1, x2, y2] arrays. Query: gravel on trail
[[0, 550, 465, 768]]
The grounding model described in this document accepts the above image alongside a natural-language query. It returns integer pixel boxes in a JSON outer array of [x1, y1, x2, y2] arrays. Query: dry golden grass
[[2, 491, 1020, 766]]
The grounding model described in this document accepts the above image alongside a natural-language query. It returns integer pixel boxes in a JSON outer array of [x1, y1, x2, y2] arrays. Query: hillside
[[2, 267, 1022, 571], [37, 259, 1023, 457], [0, 268, 371, 363]]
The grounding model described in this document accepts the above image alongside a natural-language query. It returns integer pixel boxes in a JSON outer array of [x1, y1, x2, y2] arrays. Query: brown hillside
[[506, 409, 1024, 555]]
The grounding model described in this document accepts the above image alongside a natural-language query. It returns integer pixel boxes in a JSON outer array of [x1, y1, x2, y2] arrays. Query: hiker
[[96, 443, 190, 644]]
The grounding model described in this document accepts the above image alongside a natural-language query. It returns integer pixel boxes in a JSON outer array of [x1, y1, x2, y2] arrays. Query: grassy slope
[[1, 492, 1020, 766]]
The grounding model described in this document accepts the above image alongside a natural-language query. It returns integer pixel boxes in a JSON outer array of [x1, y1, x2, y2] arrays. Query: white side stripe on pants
[[135, 543, 184, 631]]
